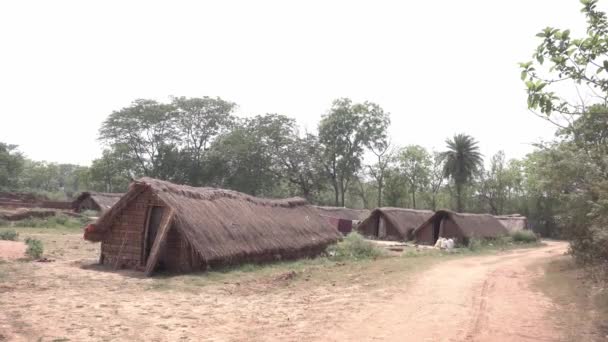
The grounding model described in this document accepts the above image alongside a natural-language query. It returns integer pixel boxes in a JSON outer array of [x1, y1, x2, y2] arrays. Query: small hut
[[495, 215, 528, 232], [356, 208, 434, 241], [73, 192, 123, 213], [412, 210, 508, 245], [83, 177, 341, 275], [314, 206, 371, 235]]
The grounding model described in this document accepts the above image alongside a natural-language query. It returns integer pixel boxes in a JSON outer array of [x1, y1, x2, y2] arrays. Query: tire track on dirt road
[[327, 241, 568, 342]]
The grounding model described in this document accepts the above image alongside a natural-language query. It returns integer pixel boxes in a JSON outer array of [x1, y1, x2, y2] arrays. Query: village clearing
[[0, 227, 604, 342]]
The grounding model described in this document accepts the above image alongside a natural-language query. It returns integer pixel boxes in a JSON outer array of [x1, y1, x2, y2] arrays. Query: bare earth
[[0, 233, 571, 342], [0, 241, 26, 260]]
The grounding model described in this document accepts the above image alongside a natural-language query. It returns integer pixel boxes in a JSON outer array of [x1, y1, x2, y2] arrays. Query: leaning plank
[[144, 208, 175, 276]]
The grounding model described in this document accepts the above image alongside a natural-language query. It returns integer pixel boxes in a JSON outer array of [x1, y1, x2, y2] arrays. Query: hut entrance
[[432, 217, 441, 244], [144, 206, 164, 263]]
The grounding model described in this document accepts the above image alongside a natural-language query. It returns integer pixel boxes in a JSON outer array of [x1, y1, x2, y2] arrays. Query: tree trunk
[[332, 179, 339, 206], [377, 177, 383, 207], [412, 190, 416, 209], [456, 182, 463, 212]]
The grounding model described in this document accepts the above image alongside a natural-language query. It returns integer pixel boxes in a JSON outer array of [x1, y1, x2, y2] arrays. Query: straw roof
[[313, 206, 370, 221], [495, 215, 528, 232], [414, 210, 508, 238], [358, 207, 434, 239], [85, 177, 341, 263], [73, 192, 123, 212]]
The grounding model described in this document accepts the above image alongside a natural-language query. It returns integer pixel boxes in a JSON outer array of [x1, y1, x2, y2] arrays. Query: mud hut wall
[[414, 221, 435, 245], [100, 190, 165, 269]]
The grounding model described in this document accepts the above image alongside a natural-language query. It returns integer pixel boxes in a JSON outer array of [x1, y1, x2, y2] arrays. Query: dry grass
[[0, 226, 446, 341], [534, 255, 608, 341]]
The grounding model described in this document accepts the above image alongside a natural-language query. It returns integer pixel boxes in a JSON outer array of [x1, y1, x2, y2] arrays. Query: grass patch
[[327, 232, 386, 260], [0, 229, 19, 241], [1, 214, 89, 230], [467, 235, 542, 252], [24, 237, 43, 259], [535, 256, 608, 341]]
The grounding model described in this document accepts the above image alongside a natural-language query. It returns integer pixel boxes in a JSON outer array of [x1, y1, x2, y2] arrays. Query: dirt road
[[0, 236, 572, 341], [329, 241, 568, 342]]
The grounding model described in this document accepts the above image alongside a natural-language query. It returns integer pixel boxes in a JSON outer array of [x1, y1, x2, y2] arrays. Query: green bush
[[0, 219, 10, 227], [0, 230, 19, 241], [510, 230, 539, 243], [328, 232, 385, 260], [468, 238, 483, 251], [24, 237, 43, 259]]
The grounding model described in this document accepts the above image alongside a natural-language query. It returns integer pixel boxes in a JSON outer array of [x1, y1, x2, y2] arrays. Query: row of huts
[[81, 177, 528, 276]]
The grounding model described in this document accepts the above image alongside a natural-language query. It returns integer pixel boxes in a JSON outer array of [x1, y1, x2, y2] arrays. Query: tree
[[172, 96, 235, 185], [0, 142, 24, 190], [478, 151, 509, 215], [441, 134, 483, 212], [520, 0, 608, 263], [398, 145, 431, 209], [207, 114, 295, 196], [427, 151, 445, 211], [99, 99, 178, 178], [89, 146, 137, 192], [318, 98, 390, 206], [276, 133, 325, 201], [520, 0, 608, 121], [367, 140, 392, 207]]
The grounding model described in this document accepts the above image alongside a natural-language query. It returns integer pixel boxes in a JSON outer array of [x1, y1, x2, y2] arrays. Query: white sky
[[0, 0, 600, 165]]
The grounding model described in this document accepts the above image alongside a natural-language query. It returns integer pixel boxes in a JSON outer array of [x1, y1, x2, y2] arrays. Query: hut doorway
[[378, 216, 387, 239], [432, 217, 441, 244], [144, 206, 164, 263]]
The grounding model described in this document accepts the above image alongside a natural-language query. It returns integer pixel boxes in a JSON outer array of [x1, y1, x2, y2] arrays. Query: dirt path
[[328, 241, 568, 342], [0, 240, 26, 260], [0, 236, 571, 342]]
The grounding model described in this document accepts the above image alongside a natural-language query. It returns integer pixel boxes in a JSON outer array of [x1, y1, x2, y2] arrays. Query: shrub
[[468, 238, 483, 251], [0, 230, 19, 241], [328, 232, 385, 260], [0, 219, 9, 227], [510, 230, 539, 243], [24, 237, 43, 259]]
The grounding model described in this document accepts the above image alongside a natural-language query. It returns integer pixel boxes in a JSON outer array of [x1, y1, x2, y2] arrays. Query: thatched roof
[[358, 207, 434, 239], [495, 215, 528, 232], [73, 192, 123, 212], [414, 210, 508, 238], [313, 206, 370, 221], [85, 177, 341, 263]]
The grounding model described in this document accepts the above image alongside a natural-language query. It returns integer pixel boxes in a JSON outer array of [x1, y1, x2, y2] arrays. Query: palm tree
[[441, 134, 483, 212]]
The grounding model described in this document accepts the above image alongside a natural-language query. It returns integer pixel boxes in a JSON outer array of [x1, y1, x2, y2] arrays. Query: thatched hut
[[356, 208, 434, 241], [314, 206, 371, 235], [412, 210, 508, 245], [313, 206, 370, 221], [83, 177, 341, 275], [73, 192, 123, 213], [495, 215, 528, 232]]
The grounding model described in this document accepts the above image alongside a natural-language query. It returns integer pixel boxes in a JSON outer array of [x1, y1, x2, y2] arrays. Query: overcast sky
[[0, 0, 599, 165]]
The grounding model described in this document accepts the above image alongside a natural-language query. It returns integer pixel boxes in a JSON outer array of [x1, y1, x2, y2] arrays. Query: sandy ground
[[0, 233, 575, 342], [329, 241, 568, 342], [0, 241, 26, 260]]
